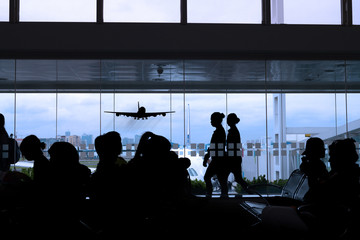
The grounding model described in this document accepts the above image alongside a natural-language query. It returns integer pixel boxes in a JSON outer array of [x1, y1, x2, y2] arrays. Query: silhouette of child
[[203, 112, 227, 198]]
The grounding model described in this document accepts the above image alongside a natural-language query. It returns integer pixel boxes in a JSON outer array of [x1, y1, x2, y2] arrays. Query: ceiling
[[1, 59, 360, 93]]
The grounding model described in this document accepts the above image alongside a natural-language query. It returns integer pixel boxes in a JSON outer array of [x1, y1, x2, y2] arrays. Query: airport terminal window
[[15, 93, 56, 139], [0, 0, 9, 21], [57, 93, 100, 145], [101, 93, 116, 135], [0, 94, 15, 136], [354, 0, 360, 25], [114, 93, 172, 143], [19, 0, 96, 22], [188, 0, 262, 24], [282, 0, 341, 25], [1, 59, 360, 187], [104, 0, 180, 23]]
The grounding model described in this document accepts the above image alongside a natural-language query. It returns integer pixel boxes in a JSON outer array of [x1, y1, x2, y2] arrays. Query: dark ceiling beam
[[1, 23, 360, 60]]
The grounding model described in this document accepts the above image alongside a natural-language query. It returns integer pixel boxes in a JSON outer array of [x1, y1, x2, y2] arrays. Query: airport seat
[[239, 169, 309, 221]]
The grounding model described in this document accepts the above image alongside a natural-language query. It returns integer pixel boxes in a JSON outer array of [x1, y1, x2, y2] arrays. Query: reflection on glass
[[188, 0, 262, 23], [104, 0, 180, 22], [20, 0, 96, 22]]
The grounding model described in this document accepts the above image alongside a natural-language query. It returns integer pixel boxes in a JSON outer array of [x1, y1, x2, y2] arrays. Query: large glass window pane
[[101, 93, 116, 135], [0, 94, 15, 137], [354, 0, 360, 25], [104, 0, 180, 23], [16, 93, 56, 140], [188, 0, 262, 23], [112, 93, 172, 159], [20, 0, 96, 22], [57, 94, 100, 157], [0, 60, 15, 138], [0, 0, 9, 21], [282, 0, 341, 25]]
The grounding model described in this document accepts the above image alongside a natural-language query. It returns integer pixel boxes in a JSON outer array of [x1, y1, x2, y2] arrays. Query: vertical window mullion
[[181, 0, 187, 24], [342, 0, 353, 26], [262, 0, 271, 25], [9, 0, 19, 23], [97, 0, 104, 23]]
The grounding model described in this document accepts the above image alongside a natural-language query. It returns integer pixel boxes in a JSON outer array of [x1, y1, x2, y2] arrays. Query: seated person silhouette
[[300, 137, 329, 202], [90, 131, 126, 202], [203, 112, 227, 198], [20, 135, 50, 185], [48, 142, 91, 203], [262, 138, 360, 239]]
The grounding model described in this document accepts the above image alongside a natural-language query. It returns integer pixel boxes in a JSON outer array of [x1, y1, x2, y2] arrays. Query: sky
[[1, 1, 360, 145]]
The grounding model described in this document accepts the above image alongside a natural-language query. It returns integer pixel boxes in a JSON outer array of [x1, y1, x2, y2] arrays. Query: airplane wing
[[144, 111, 175, 117], [104, 111, 139, 117]]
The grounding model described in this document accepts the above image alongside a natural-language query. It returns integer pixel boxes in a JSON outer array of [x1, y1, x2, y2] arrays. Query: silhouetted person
[[48, 142, 91, 202], [226, 113, 248, 192], [91, 131, 126, 202], [20, 135, 50, 184], [305, 138, 360, 207], [300, 137, 329, 202], [0, 113, 20, 180], [203, 112, 227, 198], [128, 132, 173, 200], [45, 142, 92, 238], [262, 139, 360, 239]]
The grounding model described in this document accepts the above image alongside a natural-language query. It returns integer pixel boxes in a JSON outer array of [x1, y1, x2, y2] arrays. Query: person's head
[[48, 142, 79, 167], [227, 113, 240, 127], [0, 113, 4, 127], [302, 137, 325, 159], [20, 135, 46, 160], [211, 112, 225, 127], [143, 133, 171, 159], [95, 131, 122, 160], [329, 138, 358, 172]]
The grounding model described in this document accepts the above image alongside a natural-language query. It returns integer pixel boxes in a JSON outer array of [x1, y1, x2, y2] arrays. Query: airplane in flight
[[105, 102, 175, 120]]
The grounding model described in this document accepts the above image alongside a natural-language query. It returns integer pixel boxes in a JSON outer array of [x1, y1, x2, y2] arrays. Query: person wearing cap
[[300, 137, 329, 199]]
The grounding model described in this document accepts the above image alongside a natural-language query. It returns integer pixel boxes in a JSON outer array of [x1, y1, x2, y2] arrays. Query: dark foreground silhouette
[[0, 111, 359, 239]]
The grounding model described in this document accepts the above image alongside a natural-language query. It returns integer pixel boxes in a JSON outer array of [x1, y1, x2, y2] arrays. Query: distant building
[[68, 135, 81, 147], [81, 133, 93, 146], [122, 137, 134, 145]]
